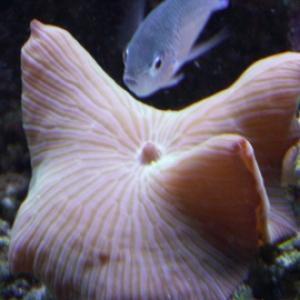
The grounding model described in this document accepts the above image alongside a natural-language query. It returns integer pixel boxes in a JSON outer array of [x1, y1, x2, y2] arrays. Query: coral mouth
[[139, 142, 161, 165]]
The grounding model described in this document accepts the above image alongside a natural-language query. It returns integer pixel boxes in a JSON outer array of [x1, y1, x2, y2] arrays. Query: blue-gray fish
[[123, 0, 229, 97]]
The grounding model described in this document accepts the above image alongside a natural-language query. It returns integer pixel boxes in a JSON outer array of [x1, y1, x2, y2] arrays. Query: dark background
[[0, 1, 299, 299]]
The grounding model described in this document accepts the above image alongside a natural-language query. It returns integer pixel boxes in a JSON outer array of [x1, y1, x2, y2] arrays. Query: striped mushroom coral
[[9, 20, 300, 300]]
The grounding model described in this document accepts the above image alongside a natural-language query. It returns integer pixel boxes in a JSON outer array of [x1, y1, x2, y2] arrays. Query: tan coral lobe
[[9, 19, 300, 300]]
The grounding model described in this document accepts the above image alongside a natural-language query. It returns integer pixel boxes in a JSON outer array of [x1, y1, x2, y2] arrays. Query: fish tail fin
[[186, 26, 229, 63]]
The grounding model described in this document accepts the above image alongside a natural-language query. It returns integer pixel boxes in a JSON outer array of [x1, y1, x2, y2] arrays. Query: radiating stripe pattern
[[8, 20, 300, 300]]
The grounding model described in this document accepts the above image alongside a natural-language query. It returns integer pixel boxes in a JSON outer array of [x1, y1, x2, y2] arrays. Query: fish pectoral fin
[[164, 73, 185, 89], [186, 27, 230, 63]]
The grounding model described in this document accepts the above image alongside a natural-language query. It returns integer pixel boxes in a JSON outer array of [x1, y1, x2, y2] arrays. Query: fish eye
[[153, 56, 162, 70], [123, 48, 128, 64]]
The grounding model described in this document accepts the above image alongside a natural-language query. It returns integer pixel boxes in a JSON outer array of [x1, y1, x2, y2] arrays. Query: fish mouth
[[123, 74, 149, 97], [123, 74, 138, 88]]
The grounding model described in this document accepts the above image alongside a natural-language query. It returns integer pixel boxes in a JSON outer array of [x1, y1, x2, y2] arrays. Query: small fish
[[123, 0, 229, 97]]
